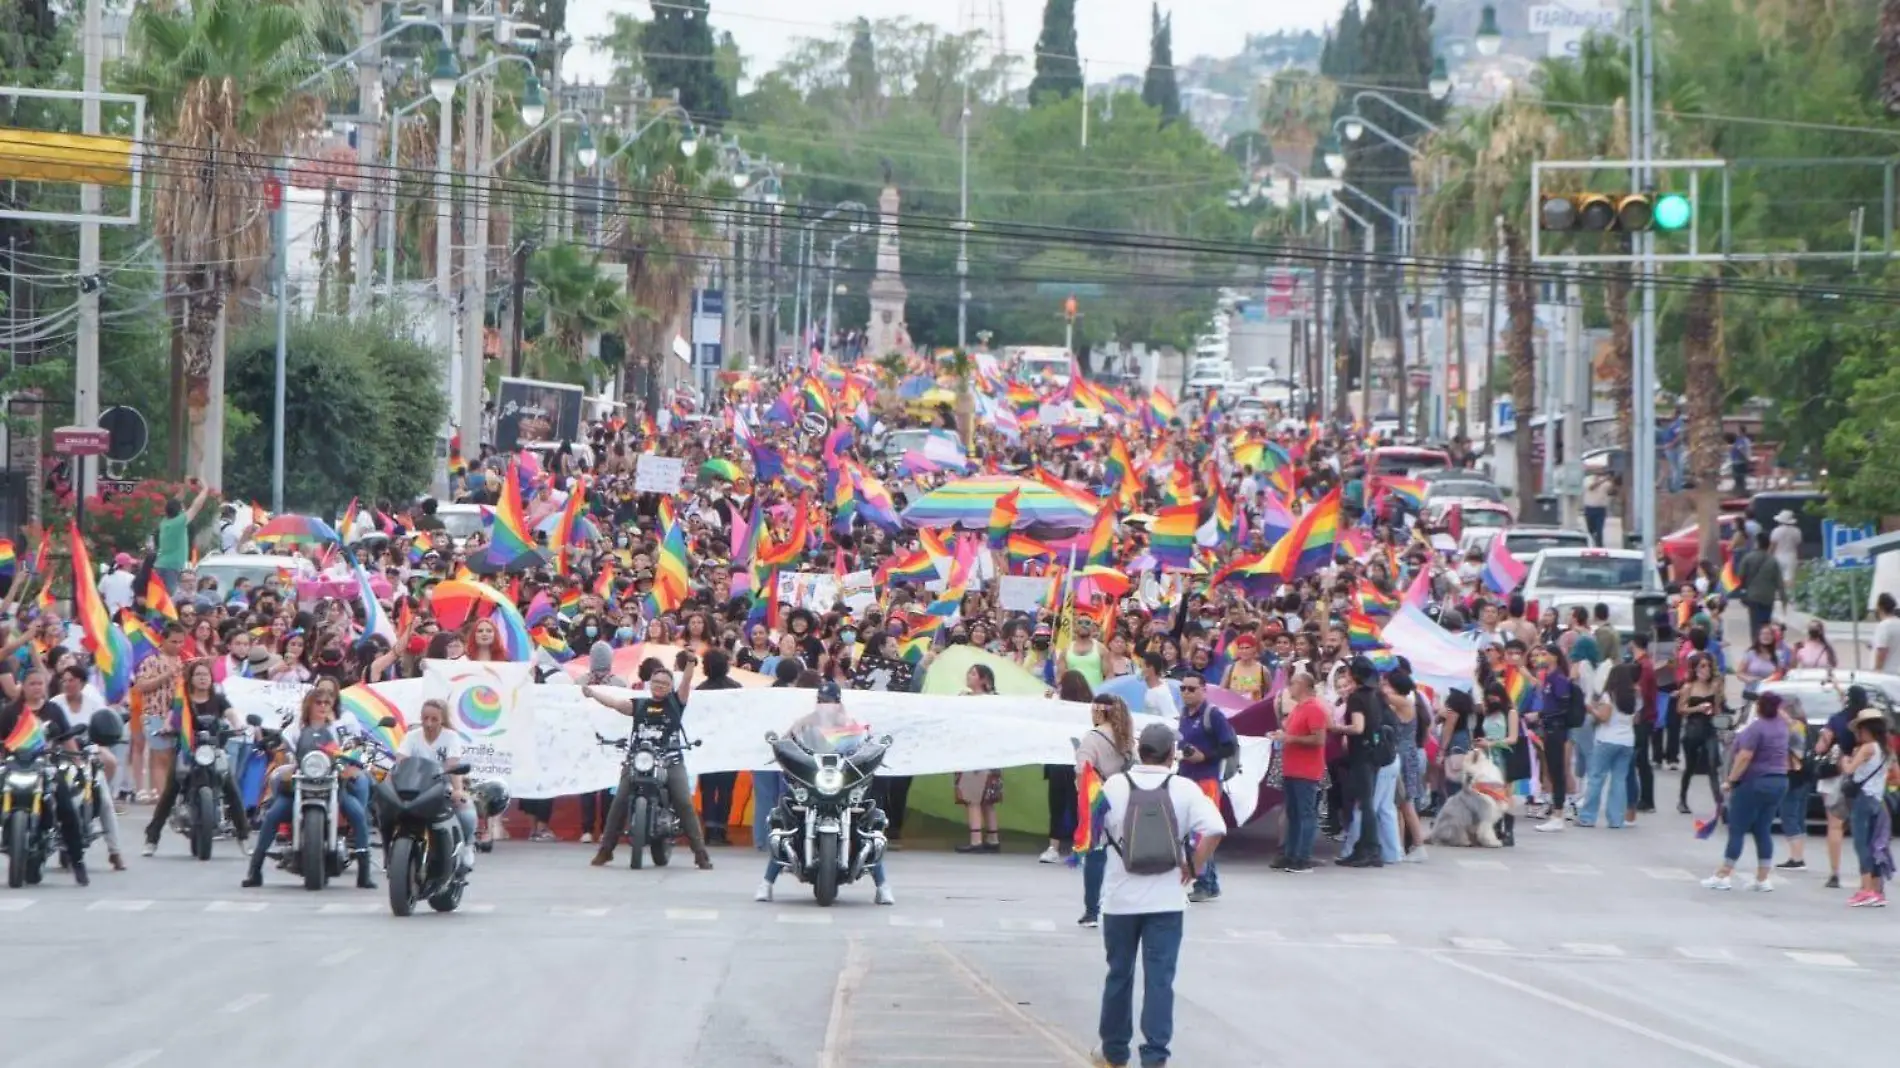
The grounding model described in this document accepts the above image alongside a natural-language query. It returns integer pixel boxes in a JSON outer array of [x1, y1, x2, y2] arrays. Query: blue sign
[[1823, 519, 1875, 567], [1496, 400, 1516, 432]]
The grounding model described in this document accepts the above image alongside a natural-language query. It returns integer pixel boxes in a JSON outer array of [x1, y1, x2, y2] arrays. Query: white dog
[[1428, 747, 1509, 848]]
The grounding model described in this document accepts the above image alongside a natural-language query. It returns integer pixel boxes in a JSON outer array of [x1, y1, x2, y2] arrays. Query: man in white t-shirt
[[1872, 593, 1900, 674], [1140, 653, 1178, 718], [1092, 722, 1223, 1068]]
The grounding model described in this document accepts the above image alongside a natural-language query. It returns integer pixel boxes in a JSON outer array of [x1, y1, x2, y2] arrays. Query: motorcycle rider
[[582, 654, 714, 870], [396, 698, 476, 864], [0, 668, 89, 885], [242, 682, 375, 889], [755, 681, 894, 905], [143, 659, 250, 856], [48, 665, 124, 870]]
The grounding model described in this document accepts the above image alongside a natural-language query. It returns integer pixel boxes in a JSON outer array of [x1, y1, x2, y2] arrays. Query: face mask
[[1693, 575, 1709, 594], [614, 627, 635, 643], [585, 626, 599, 639], [840, 630, 856, 645]]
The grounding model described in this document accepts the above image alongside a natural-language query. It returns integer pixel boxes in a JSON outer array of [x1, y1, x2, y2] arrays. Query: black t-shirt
[[0, 700, 69, 749], [1345, 689, 1386, 766], [629, 693, 687, 747], [697, 676, 743, 691]]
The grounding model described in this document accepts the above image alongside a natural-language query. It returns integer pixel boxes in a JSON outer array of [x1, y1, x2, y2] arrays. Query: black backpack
[[1564, 682, 1587, 731], [1367, 705, 1398, 767]]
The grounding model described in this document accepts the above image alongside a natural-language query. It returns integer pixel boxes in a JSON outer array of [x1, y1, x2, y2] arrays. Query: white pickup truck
[[1521, 547, 1663, 638]]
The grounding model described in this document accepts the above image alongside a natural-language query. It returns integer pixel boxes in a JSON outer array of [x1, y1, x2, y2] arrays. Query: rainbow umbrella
[[249, 514, 342, 547], [699, 457, 743, 482], [533, 510, 601, 544], [900, 474, 1099, 533]]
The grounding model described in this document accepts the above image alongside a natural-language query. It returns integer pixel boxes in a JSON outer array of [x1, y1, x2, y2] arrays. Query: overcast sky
[[562, 0, 1343, 88]]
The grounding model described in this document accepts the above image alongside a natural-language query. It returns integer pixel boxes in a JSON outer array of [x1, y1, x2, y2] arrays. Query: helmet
[[472, 779, 511, 818], [88, 710, 125, 748]]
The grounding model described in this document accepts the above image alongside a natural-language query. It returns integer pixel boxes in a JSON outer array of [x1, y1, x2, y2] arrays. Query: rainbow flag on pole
[[1148, 502, 1198, 571]]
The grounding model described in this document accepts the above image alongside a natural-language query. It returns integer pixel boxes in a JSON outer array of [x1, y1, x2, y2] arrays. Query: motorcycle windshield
[[781, 726, 887, 782]]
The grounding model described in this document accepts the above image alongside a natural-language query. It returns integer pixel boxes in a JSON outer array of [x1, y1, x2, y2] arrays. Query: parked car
[[1758, 670, 1900, 828], [194, 552, 319, 600], [1368, 446, 1452, 479], [1659, 514, 1746, 583], [1427, 499, 1512, 535], [1522, 547, 1659, 635]]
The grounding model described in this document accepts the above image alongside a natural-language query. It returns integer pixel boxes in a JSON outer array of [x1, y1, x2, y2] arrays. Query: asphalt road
[[4, 779, 1894, 1068]]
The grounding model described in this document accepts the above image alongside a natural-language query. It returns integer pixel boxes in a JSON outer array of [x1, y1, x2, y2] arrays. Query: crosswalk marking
[[667, 908, 720, 922], [1785, 951, 1857, 968], [204, 900, 268, 913], [462, 903, 496, 913], [87, 899, 152, 912], [998, 918, 1056, 933], [887, 915, 944, 928], [1674, 947, 1734, 961], [1337, 933, 1397, 946], [1450, 937, 1512, 952], [550, 905, 611, 917], [1224, 929, 1285, 941], [1561, 942, 1625, 957], [1457, 859, 1509, 871], [777, 912, 833, 925], [316, 902, 378, 915], [1641, 866, 1698, 880], [1547, 863, 1600, 875]]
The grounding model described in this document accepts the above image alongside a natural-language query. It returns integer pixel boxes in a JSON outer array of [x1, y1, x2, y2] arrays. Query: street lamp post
[[793, 203, 867, 358], [1325, 197, 1378, 423]]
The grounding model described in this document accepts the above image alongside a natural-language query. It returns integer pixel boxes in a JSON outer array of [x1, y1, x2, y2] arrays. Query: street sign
[[52, 426, 111, 456], [99, 405, 148, 462], [98, 478, 137, 497], [1823, 519, 1876, 567], [1496, 400, 1516, 432]]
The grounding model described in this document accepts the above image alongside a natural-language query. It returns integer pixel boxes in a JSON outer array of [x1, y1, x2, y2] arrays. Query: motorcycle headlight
[[193, 745, 218, 767], [632, 751, 657, 774], [299, 752, 333, 778], [849, 786, 867, 805], [5, 771, 38, 790], [791, 787, 809, 804], [813, 768, 845, 794]]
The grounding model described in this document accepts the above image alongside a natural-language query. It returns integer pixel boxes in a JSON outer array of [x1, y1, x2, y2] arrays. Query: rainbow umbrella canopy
[[699, 457, 743, 482], [900, 474, 1099, 535], [533, 510, 602, 543], [249, 514, 342, 548]]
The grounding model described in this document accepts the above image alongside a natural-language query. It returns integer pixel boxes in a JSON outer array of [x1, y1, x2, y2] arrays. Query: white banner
[[634, 453, 685, 494]]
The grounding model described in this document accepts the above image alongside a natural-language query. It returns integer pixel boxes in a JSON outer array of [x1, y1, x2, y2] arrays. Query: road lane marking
[[1224, 928, 1284, 941], [550, 905, 611, 917], [1641, 866, 1698, 880], [817, 935, 866, 1068], [1547, 863, 1600, 875], [1675, 947, 1735, 961], [104, 1051, 162, 1068], [1785, 951, 1856, 967], [1337, 933, 1397, 946], [1458, 859, 1509, 871], [778, 912, 833, 925], [886, 915, 943, 928], [317, 903, 377, 915], [1450, 937, 1512, 952], [666, 908, 720, 922], [319, 947, 361, 966], [1561, 942, 1625, 957], [998, 918, 1056, 932], [928, 943, 1093, 1066], [87, 899, 152, 912], [220, 993, 269, 1014], [1434, 953, 1765, 1068], [205, 900, 268, 913]]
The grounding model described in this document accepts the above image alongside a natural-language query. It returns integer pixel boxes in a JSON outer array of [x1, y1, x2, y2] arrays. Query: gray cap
[[1136, 721, 1177, 763]]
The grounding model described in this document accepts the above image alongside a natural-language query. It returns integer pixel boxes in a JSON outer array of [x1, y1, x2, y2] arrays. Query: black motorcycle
[[259, 727, 387, 891], [167, 720, 241, 860], [373, 752, 471, 917], [764, 726, 891, 906], [2, 731, 86, 888], [596, 730, 700, 869]]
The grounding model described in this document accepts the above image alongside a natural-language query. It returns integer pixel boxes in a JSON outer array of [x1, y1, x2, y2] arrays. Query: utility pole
[[1483, 215, 1500, 457], [956, 82, 970, 351], [350, 0, 381, 318], [271, 163, 289, 513], [1561, 269, 1586, 529], [544, 49, 564, 245], [75, 0, 101, 503], [434, 74, 456, 486], [1634, 0, 1660, 581], [459, 77, 493, 453]]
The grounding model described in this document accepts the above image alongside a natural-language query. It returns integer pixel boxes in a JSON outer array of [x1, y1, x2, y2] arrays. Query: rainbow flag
[[1006, 533, 1057, 570], [1105, 437, 1139, 508], [848, 462, 903, 533], [878, 547, 940, 585], [1718, 552, 1741, 597], [897, 612, 945, 664], [1357, 583, 1400, 618], [1481, 527, 1529, 594], [593, 562, 617, 600], [1345, 610, 1384, 651], [1030, 467, 1103, 513], [649, 518, 691, 616], [144, 571, 178, 622], [119, 611, 160, 668], [0, 538, 15, 576], [1278, 488, 1341, 583], [1502, 665, 1532, 712], [485, 457, 537, 568], [987, 488, 1021, 550], [1073, 763, 1106, 853], [531, 625, 572, 661], [1376, 476, 1427, 511], [1339, 526, 1374, 562], [1146, 387, 1177, 429], [69, 521, 131, 704], [1149, 502, 1198, 571], [2, 709, 44, 756], [1214, 484, 1237, 540], [1257, 490, 1295, 546], [549, 478, 588, 575], [1162, 465, 1194, 507], [758, 503, 809, 569], [338, 684, 407, 751], [798, 374, 833, 417], [1083, 506, 1116, 568]]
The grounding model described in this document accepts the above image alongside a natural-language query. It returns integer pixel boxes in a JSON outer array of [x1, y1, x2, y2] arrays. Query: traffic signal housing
[[1539, 192, 1691, 233]]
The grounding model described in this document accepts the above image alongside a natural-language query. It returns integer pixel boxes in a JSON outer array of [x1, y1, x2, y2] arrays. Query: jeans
[[751, 771, 783, 850], [249, 772, 372, 864], [872, 776, 912, 840], [1193, 850, 1220, 895], [1850, 792, 1888, 876], [156, 567, 182, 595], [145, 762, 249, 847], [1282, 778, 1321, 862], [1343, 759, 1401, 862], [1584, 505, 1607, 547], [1082, 846, 1108, 916], [1630, 721, 1654, 810], [699, 771, 736, 833], [1778, 779, 1813, 836], [1724, 774, 1788, 866], [1745, 600, 1773, 636], [1577, 741, 1634, 828], [1540, 732, 1569, 812], [600, 763, 706, 857], [1099, 911, 1184, 1068]]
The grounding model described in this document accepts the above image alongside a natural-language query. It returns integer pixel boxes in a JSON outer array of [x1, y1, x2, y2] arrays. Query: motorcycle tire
[[191, 786, 217, 861], [300, 810, 327, 892], [5, 811, 28, 889], [24, 841, 41, 886], [387, 837, 418, 917], [428, 879, 463, 913], [627, 798, 649, 870], [650, 822, 672, 868], [813, 832, 840, 907]]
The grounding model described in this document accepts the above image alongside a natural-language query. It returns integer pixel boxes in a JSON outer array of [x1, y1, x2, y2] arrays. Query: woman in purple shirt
[[1702, 692, 1793, 892]]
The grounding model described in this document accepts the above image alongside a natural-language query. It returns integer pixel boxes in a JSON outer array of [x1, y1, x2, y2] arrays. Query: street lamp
[[597, 103, 699, 169], [1343, 116, 1365, 143], [575, 126, 597, 169], [1429, 57, 1452, 100], [519, 76, 544, 127], [428, 46, 458, 104], [1332, 115, 1422, 159], [1322, 136, 1346, 177], [1475, 4, 1503, 56]]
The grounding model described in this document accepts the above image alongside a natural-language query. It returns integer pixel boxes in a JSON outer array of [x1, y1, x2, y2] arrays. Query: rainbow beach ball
[[456, 684, 504, 734]]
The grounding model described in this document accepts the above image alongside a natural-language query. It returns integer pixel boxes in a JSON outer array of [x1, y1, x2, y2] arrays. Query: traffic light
[[1539, 192, 1691, 232]]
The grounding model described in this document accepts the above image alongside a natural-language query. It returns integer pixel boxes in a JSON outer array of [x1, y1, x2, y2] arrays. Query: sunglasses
[[1180, 684, 1203, 692]]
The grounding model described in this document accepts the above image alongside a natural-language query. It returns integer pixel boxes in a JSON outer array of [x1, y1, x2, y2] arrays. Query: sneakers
[[754, 881, 774, 902], [1038, 845, 1062, 865], [1402, 847, 1428, 864], [1849, 891, 1888, 908], [1089, 1047, 1127, 1068], [1775, 858, 1807, 871], [1269, 855, 1289, 870], [1533, 819, 1565, 833], [1825, 875, 1843, 889], [1746, 878, 1774, 893], [140, 841, 156, 858], [1283, 860, 1314, 874], [1077, 911, 1100, 928], [874, 884, 896, 906], [1187, 887, 1218, 903], [1701, 875, 1733, 891]]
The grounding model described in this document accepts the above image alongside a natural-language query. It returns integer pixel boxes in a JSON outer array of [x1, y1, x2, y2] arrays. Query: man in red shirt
[[1274, 671, 1331, 874], [1629, 634, 1659, 815]]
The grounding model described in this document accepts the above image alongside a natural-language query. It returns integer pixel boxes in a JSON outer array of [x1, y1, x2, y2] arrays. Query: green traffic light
[[1653, 193, 1692, 231]]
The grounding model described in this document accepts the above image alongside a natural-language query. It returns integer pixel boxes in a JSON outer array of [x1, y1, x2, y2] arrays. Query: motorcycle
[[258, 727, 390, 891], [467, 778, 509, 853], [167, 719, 242, 860], [373, 752, 472, 917], [596, 729, 699, 869], [764, 726, 891, 906], [1, 731, 86, 888]]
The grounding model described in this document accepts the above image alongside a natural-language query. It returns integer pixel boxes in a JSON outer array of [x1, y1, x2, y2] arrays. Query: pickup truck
[[1521, 547, 1664, 637]]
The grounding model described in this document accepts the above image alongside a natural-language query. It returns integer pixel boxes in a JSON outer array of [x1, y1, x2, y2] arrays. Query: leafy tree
[[524, 243, 633, 384], [1320, 0, 1364, 82], [846, 17, 880, 111], [1029, 0, 1083, 101], [222, 317, 446, 512], [1142, 5, 1181, 124], [589, 13, 647, 90], [642, 0, 730, 125]]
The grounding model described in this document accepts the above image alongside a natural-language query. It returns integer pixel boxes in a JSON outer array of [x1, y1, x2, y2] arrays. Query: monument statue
[[865, 171, 909, 359]]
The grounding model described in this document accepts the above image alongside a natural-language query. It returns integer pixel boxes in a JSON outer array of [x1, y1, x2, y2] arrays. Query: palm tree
[[1680, 278, 1725, 562], [944, 348, 975, 448], [1881, 0, 1900, 112], [525, 242, 635, 384], [119, 0, 330, 479], [1255, 70, 1336, 176], [607, 160, 717, 409]]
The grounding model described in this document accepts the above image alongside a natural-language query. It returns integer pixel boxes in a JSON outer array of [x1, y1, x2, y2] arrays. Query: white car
[[1471, 525, 1592, 566], [434, 503, 492, 548], [1521, 546, 1652, 635], [193, 552, 318, 599]]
